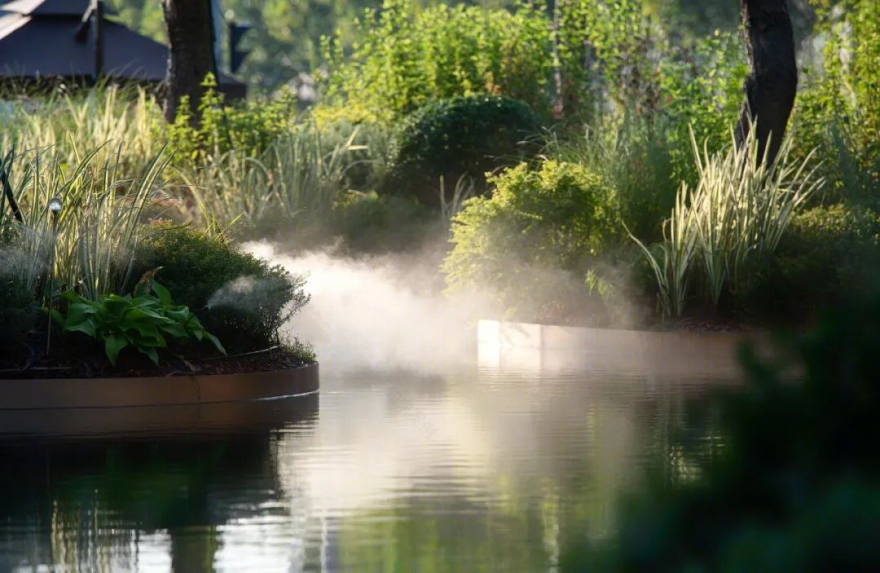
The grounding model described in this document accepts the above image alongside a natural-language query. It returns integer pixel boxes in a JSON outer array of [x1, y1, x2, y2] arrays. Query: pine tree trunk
[[737, 0, 798, 165], [162, 0, 217, 125]]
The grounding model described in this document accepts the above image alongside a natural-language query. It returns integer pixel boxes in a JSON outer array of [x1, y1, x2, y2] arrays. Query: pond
[[0, 359, 735, 572]]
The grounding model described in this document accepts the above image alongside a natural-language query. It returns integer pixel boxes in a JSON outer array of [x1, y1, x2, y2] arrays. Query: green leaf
[[152, 281, 173, 306], [102, 294, 132, 315], [123, 306, 172, 323], [61, 290, 81, 303], [49, 308, 65, 329], [64, 320, 97, 338], [104, 334, 129, 365], [205, 332, 226, 355], [138, 346, 159, 365], [166, 308, 192, 323], [124, 321, 164, 343], [158, 321, 188, 340]]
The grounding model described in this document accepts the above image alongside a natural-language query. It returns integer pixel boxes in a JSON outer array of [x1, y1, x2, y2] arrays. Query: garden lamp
[[46, 196, 63, 355]]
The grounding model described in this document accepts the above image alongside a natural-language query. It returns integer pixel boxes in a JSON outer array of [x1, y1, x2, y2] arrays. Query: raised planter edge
[[0, 362, 319, 410]]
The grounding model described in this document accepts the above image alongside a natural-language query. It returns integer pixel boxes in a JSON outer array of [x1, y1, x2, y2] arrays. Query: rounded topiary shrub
[[443, 160, 620, 324], [129, 224, 309, 354], [385, 95, 541, 206]]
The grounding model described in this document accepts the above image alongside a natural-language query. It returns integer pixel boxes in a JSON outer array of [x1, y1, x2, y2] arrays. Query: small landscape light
[[48, 196, 63, 213]]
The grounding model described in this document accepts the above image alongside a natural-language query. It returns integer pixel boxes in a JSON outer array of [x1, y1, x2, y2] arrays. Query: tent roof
[[3, 0, 116, 17], [0, 2, 243, 92]]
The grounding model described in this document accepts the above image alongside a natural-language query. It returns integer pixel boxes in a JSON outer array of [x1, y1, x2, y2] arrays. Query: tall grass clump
[[632, 123, 823, 318], [2, 145, 168, 300], [0, 85, 162, 178], [185, 121, 367, 235]]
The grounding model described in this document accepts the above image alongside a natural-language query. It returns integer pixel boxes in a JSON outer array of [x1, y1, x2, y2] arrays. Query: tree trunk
[[162, 0, 217, 125], [737, 0, 798, 165]]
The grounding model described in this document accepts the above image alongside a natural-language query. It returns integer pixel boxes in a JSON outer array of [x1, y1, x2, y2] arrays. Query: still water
[[0, 362, 734, 572]]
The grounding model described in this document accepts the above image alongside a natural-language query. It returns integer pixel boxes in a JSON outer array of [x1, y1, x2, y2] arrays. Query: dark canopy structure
[[0, 0, 245, 98]]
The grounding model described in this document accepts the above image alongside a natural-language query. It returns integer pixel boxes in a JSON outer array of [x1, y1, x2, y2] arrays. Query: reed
[[632, 121, 823, 317], [185, 121, 369, 233], [0, 86, 162, 179], [2, 144, 168, 300]]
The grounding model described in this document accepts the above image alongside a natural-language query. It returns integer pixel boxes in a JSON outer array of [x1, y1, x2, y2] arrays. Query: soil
[[0, 334, 312, 380]]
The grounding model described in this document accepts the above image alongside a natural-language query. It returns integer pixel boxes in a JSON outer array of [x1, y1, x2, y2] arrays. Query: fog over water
[[244, 242, 496, 372]]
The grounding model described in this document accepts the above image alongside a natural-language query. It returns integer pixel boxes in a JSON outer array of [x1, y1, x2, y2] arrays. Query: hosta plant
[[54, 280, 225, 366]]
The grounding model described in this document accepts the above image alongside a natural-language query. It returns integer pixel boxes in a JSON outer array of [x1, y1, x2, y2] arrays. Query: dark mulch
[[0, 333, 311, 380]]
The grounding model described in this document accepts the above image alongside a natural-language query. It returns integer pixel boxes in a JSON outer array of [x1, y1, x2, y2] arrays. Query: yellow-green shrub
[[443, 160, 620, 323]]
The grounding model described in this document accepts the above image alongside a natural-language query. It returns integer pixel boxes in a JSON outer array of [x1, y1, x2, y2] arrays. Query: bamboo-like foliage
[[185, 122, 367, 232], [632, 121, 823, 317], [0, 86, 161, 178], [2, 145, 168, 300], [629, 185, 698, 318]]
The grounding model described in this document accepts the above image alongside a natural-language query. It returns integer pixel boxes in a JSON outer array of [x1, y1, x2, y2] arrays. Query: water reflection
[[0, 366, 731, 572], [0, 395, 318, 573]]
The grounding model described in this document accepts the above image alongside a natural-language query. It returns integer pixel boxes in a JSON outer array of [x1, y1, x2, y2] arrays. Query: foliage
[[738, 204, 880, 321], [385, 95, 541, 205], [1, 144, 168, 301], [657, 30, 748, 183], [563, 290, 880, 570], [631, 127, 822, 318], [545, 118, 679, 244], [443, 160, 620, 324], [165, 74, 298, 164], [321, 0, 554, 120], [129, 224, 310, 353], [330, 191, 434, 253], [554, 0, 658, 122], [112, 0, 382, 95], [790, 0, 880, 203], [55, 281, 224, 366], [0, 250, 38, 358], [0, 85, 162, 180], [183, 119, 366, 236]]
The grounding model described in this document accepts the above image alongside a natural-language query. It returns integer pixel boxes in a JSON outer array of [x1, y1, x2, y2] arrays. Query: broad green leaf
[[104, 334, 129, 365], [64, 320, 97, 338], [64, 302, 99, 325], [124, 320, 163, 341], [152, 281, 173, 307], [159, 321, 188, 340], [138, 346, 159, 365]]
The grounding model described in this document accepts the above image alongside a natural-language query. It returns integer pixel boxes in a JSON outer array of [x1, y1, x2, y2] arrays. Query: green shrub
[[788, 0, 880, 204], [443, 160, 620, 324], [321, 0, 554, 120], [165, 74, 297, 165], [385, 95, 541, 206], [129, 224, 309, 353], [737, 204, 880, 321], [547, 118, 680, 245], [330, 191, 434, 253]]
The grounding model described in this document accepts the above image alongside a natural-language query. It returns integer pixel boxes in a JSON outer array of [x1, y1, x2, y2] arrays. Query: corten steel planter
[[0, 364, 319, 437], [0, 363, 319, 410], [0, 393, 319, 437]]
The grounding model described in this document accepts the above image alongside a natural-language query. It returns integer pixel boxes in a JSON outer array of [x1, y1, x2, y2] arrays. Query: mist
[[244, 242, 498, 373]]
